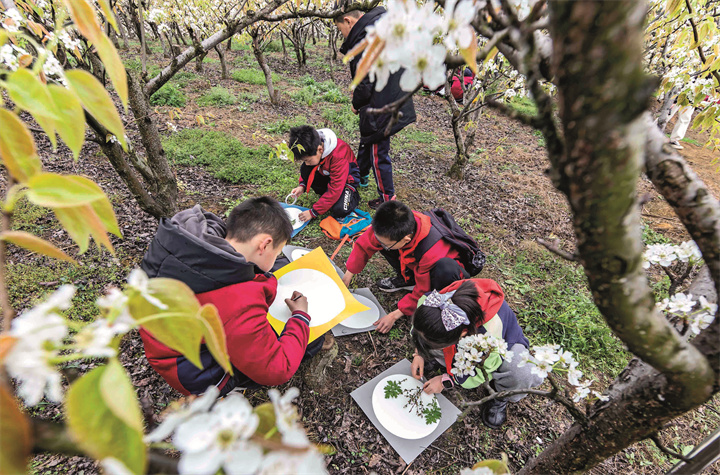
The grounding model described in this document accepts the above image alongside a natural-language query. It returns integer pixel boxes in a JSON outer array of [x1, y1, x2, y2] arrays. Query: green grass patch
[[150, 83, 187, 107], [321, 107, 359, 134], [397, 125, 436, 144], [507, 96, 538, 117], [11, 197, 52, 235], [6, 248, 131, 322], [163, 129, 298, 196], [265, 39, 283, 53], [490, 248, 629, 375], [171, 71, 198, 88], [642, 221, 672, 245], [232, 68, 280, 85], [124, 58, 161, 78], [262, 115, 309, 135], [203, 57, 219, 63], [290, 75, 349, 106], [196, 86, 237, 106], [680, 137, 701, 146]]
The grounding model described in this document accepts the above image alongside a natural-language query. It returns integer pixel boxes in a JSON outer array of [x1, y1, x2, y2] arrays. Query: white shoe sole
[[379, 285, 415, 293]]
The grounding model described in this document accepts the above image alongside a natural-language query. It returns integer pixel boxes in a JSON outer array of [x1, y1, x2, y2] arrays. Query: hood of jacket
[[339, 7, 386, 54], [140, 205, 259, 294], [318, 128, 338, 158]]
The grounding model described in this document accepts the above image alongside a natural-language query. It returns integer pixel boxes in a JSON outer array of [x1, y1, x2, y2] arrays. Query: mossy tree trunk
[[250, 28, 280, 105], [518, 1, 719, 472]]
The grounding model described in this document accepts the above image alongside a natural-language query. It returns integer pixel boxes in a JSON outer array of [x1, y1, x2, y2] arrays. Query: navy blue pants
[[380, 253, 469, 290], [329, 185, 361, 219], [358, 138, 394, 201]]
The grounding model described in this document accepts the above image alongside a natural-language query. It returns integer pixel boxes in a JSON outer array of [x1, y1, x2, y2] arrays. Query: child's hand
[[374, 309, 403, 333], [285, 291, 308, 314], [423, 375, 444, 394], [298, 210, 313, 222], [411, 353, 425, 380], [342, 270, 354, 287], [290, 186, 305, 198]]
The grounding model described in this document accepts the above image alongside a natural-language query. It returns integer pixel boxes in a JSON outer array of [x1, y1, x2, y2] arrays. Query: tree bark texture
[[215, 45, 228, 79], [250, 32, 279, 104], [520, 1, 718, 473]]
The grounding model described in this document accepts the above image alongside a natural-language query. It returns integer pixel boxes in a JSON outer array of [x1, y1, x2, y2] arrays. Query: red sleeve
[[346, 226, 382, 274], [398, 263, 431, 316], [221, 284, 311, 386], [311, 152, 349, 217]]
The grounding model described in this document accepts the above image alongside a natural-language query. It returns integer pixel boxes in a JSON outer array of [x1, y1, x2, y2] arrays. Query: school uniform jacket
[[345, 211, 462, 316], [439, 279, 529, 389], [299, 129, 360, 218], [139, 205, 311, 396]]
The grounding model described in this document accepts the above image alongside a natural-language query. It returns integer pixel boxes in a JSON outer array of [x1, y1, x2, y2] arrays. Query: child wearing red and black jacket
[[139, 198, 323, 397], [288, 125, 361, 223], [410, 279, 542, 429], [341, 201, 472, 333]]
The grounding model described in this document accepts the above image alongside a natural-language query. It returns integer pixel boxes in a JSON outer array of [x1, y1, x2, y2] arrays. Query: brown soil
[[12, 41, 720, 475]]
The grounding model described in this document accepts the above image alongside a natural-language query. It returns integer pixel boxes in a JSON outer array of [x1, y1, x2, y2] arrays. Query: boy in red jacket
[[139, 197, 321, 396], [342, 201, 471, 333], [288, 125, 361, 222]]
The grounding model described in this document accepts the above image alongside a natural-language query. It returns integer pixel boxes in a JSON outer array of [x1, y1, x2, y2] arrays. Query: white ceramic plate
[[268, 268, 345, 327], [285, 208, 304, 230], [341, 294, 379, 329], [291, 248, 311, 261], [371, 375, 440, 440]]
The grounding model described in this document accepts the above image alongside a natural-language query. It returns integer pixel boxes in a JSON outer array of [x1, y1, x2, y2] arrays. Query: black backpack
[[414, 209, 486, 276]]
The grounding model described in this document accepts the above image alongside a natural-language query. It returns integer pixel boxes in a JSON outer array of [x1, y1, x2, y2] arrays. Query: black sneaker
[[359, 174, 370, 188], [481, 398, 508, 429], [377, 276, 415, 292], [368, 198, 384, 210]]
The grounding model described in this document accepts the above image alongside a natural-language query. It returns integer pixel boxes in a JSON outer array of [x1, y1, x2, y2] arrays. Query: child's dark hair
[[226, 196, 292, 245], [372, 201, 416, 241], [288, 125, 321, 161], [411, 281, 484, 358], [333, 9, 363, 22]]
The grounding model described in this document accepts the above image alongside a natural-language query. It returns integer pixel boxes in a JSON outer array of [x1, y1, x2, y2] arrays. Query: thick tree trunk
[[126, 73, 178, 217], [195, 52, 206, 73], [519, 2, 718, 472], [448, 115, 468, 180], [215, 45, 229, 79], [251, 33, 279, 104]]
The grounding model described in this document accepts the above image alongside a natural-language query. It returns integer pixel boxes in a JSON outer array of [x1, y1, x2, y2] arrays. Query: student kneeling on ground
[[342, 201, 471, 333], [288, 125, 361, 222], [139, 197, 323, 397], [410, 279, 542, 428]]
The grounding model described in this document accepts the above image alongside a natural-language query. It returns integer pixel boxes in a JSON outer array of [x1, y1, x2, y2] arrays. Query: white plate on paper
[[291, 248, 311, 261], [371, 375, 440, 440], [341, 294, 380, 329], [268, 268, 345, 327], [285, 208, 304, 230]]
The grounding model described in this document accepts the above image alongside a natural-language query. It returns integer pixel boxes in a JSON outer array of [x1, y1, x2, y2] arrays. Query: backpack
[[320, 209, 372, 240], [414, 209, 486, 276]]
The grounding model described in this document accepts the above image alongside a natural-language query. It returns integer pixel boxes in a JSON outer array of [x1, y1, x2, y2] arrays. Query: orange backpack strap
[[320, 216, 343, 240], [331, 235, 349, 261]]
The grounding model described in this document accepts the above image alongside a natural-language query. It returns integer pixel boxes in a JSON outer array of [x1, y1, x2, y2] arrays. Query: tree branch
[[536, 238, 578, 262], [684, 0, 720, 88], [649, 433, 692, 462]]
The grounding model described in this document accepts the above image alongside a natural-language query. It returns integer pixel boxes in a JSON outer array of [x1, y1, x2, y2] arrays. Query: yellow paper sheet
[[267, 247, 369, 342]]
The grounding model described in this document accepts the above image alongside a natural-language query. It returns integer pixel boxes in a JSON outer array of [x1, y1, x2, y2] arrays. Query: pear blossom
[[268, 388, 310, 448], [173, 394, 262, 475], [688, 312, 714, 336], [667, 293, 696, 314], [145, 386, 220, 443], [442, 0, 478, 50], [592, 390, 610, 402], [531, 360, 551, 379], [572, 380, 591, 402], [127, 268, 168, 310], [101, 458, 135, 475], [676, 240, 702, 263], [697, 296, 717, 315], [460, 467, 496, 475]]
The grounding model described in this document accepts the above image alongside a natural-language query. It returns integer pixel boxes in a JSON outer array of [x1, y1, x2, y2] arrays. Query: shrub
[[321, 107, 358, 133], [232, 68, 280, 85], [265, 39, 283, 52], [262, 115, 308, 135], [150, 83, 187, 107], [163, 129, 297, 195], [196, 86, 237, 106]]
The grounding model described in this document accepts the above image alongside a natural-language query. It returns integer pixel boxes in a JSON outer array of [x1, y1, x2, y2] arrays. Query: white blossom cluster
[[1, 270, 155, 406], [452, 333, 511, 377], [642, 240, 702, 269], [363, 0, 482, 92], [656, 293, 717, 336], [459, 467, 498, 475], [517, 344, 609, 403], [145, 386, 327, 475]]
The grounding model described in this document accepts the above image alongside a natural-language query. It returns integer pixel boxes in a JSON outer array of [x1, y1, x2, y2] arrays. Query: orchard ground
[[4, 39, 718, 474]]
